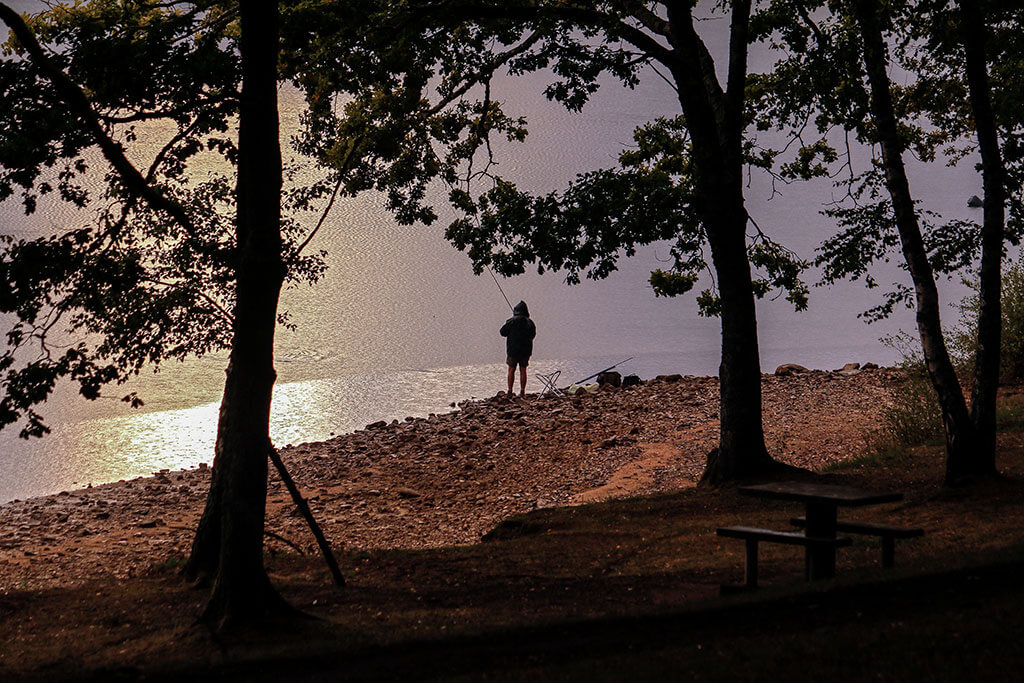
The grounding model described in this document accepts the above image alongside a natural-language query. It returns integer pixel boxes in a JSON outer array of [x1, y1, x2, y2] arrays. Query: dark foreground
[[18, 549, 1024, 682], [173, 555, 1024, 682]]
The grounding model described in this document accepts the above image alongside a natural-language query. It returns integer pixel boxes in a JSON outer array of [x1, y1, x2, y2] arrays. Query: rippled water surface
[[0, 5, 982, 502]]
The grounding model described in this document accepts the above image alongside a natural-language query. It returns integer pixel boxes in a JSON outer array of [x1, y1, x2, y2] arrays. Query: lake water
[[0, 5, 983, 503]]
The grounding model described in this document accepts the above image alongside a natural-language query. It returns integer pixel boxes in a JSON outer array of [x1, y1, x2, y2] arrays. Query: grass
[[822, 440, 916, 472], [150, 555, 186, 574], [997, 386, 1024, 431], [4, 392, 1024, 681]]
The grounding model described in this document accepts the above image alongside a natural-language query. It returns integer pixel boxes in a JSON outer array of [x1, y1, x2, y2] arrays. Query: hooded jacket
[[500, 301, 536, 358]]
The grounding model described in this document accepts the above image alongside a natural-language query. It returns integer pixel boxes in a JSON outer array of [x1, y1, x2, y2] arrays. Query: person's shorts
[[506, 356, 529, 368]]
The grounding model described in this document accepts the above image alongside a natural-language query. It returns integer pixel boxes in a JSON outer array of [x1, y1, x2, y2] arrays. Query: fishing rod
[[571, 357, 635, 386], [486, 264, 515, 312]]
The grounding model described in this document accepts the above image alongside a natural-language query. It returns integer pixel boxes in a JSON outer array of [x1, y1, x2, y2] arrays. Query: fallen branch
[[267, 446, 345, 587], [264, 530, 306, 555]]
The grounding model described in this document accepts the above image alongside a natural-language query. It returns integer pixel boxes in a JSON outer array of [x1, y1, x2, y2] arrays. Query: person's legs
[[519, 365, 527, 397], [507, 363, 515, 396]]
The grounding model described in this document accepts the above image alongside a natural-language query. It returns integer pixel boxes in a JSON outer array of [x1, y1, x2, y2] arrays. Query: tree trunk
[[854, 0, 978, 483], [700, 174, 776, 484], [696, 162, 774, 483], [958, 0, 1004, 480], [185, 0, 292, 628], [665, 2, 778, 484]]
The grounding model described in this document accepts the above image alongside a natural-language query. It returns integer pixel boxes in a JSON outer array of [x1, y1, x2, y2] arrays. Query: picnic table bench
[[789, 517, 924, 568], [716, 526, 853, 589], [716, 481, 923, 590]]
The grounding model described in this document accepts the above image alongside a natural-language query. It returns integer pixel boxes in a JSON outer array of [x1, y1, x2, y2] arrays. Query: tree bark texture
[[667, 1, 776, 483], [706, 195, 775, 480], [185, 1, 291, 628], [958, 0, 1004, 479], [853, 0, 979, 483]]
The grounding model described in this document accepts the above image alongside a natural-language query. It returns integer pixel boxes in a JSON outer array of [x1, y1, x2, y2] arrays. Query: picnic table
[[736, 481, 903, 580]]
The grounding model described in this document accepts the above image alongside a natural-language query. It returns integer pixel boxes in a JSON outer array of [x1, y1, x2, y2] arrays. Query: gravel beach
[[0, 367, 904, 591]]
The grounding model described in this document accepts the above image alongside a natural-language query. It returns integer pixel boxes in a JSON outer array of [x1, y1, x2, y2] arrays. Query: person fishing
[[500, 300, 536, 398]]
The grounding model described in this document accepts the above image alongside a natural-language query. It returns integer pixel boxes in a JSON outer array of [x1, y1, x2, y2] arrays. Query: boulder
[[597, 371, 622, 387], [655, 373, 683, 383], [775, 364, 809, 376], [622, 374, 642, 387], [840, 362, 861, 372], [862, 362, 879, 370]]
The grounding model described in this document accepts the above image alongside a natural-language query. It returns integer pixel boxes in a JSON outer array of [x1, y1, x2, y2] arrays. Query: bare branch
[[648, 61, 679, 93], [289, 174, 343, 261], [145, 115, 206, 182]]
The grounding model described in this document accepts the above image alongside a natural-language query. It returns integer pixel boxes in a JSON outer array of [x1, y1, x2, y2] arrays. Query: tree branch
[[145, 115, 206, 182], [0, 2, 198, 237], [426, 29, 542, 116], [614, 0, 671, 38], [664, 2, 725, 141], [289, 174, 343, 261], [408, 1, 677, 68], [143, 277, 234, 324], [725, 0, 751, 129], [795, 0, 827, 50]]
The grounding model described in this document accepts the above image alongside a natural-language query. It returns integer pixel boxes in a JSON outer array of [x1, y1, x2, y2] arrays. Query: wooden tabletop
[[738, 481, 903, 507]]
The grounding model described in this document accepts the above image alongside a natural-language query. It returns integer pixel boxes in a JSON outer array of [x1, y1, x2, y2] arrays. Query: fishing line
[[442, 164, 514, 313], [486, 264, 515, 312]]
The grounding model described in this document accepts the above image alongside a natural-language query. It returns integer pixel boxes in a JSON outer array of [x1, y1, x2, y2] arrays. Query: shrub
[[863, 256, 1024, 453], [949, 257, 1024, 384], [870, 333, 945, 450]]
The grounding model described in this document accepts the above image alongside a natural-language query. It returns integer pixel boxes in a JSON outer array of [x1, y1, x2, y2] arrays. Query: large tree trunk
[[854, 0, 979, 484], [185, 1, 292, 628], [958, 0, 1004, 480], [666, 1, 778, 483], [703, 188, 776, 482]]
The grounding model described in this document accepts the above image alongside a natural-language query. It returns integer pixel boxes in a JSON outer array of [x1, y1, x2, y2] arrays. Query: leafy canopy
[[284, 0, 810, 317], [0, 0, 325, 437], [749, 0, 1024, 321]]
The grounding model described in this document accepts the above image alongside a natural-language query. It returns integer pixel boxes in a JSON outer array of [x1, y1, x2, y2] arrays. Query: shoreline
[[0, 367, 904, 592]]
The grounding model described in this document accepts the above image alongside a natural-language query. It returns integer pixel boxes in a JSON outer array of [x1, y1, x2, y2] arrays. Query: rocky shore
[[0, 366, 905, 591]]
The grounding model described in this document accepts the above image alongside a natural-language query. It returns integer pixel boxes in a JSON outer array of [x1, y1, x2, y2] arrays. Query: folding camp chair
[[536, 369, 565, 397]]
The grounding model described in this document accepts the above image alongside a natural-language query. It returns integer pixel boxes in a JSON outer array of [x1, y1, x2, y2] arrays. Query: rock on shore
[[0, 367, 905, 591]]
